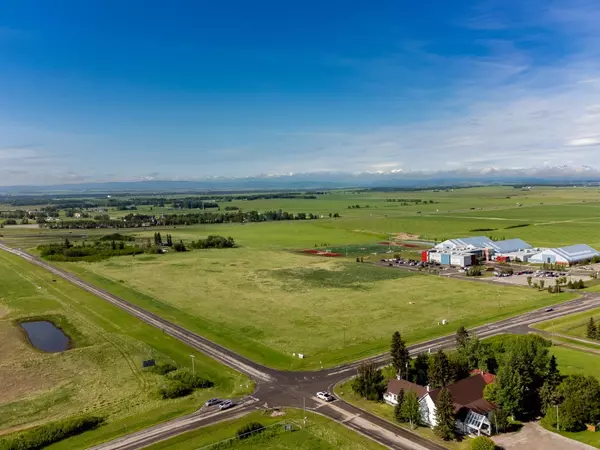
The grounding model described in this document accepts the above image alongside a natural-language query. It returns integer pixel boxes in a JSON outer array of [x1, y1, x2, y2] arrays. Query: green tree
[[470, 436, 496, 450], [412, 353, 429, 386], [587, 317, 597, 340], [527, 276, 532, 287], [493, 334, 551, 418], [490, 407, 510, 434], [434, 388, 455, 440], [494, 365, 524, 417], [455, 326, 470, 351], [546, 375, 600, 432], [352, 363, 385, 401], [539, 280, 545, 290], [394, 390, 405, 422], [401, 390, 421, 429], [429, 350, 451, 388], [391, 331, 410, 379]]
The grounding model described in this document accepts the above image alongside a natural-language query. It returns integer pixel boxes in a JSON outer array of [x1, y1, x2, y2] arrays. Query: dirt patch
[[494, 422, 596, 450], [393, 232, 420, 241], [0, 306, 8, 318]]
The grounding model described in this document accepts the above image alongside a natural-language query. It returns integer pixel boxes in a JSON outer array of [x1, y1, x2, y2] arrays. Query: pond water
[[20, 321, 70, 352]]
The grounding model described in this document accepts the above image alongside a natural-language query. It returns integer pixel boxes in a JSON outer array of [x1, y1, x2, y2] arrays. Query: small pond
[[20, 321, 71, 352]]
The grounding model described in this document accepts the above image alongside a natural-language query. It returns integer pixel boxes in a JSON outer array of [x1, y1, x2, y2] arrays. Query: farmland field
[[1, 186, 592, 371], [145, 409, 384, 450], [58, 246, 574, 370], [0, 250, 250, 448]]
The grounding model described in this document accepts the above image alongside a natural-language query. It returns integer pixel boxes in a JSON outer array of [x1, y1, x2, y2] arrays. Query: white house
[[385, 371, 496, 436]]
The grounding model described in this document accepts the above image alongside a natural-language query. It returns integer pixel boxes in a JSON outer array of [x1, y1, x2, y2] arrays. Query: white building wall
[[429, 252, 442, 263], [420, 394, 437, 427]]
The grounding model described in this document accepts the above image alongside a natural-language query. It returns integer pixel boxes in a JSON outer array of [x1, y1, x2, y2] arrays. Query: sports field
[[0, 251, 250, 448], [145, 409, 384, 450], [58, 246, 574, 370]]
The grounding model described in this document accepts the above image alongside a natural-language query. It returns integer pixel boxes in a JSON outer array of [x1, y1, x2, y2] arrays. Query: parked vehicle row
[[534, 270, 567, 278]]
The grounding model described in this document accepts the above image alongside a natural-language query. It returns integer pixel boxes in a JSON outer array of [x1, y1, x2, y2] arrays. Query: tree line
[[40, 209, 322, 229]]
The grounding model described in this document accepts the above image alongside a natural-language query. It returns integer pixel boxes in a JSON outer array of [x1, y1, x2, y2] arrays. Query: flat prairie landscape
[[0, 250, 250, 448], [62, 246, 573, 370]]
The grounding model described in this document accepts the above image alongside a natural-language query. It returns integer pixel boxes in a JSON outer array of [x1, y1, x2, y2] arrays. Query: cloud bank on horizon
[[1, 0, 600, 185]]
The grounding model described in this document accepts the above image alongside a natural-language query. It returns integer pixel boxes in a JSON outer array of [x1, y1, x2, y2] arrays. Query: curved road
[[2, 243, 599, 450]]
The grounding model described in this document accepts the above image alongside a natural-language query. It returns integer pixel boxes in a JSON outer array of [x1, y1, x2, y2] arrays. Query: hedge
[[0, 416, 104, 450]]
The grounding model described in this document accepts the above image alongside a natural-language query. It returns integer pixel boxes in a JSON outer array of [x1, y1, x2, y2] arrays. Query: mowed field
[[0, 251, 250, 448], [146, 409, 384, 450], [60, 246, 574, 370]]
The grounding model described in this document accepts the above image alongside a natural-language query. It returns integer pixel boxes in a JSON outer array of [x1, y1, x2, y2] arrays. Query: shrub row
[[0, 416, 104, 450]]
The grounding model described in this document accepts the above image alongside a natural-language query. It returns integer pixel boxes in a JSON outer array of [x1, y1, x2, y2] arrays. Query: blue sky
[[2, 0, 600, 185]]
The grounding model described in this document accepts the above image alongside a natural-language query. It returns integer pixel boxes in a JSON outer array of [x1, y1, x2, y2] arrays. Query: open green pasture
[[0, 251, 250, 447], [3, 186, 600, 250], [533, 307, 600, 339], [59, 246, 574, 370], [145, 409, 384, 450]]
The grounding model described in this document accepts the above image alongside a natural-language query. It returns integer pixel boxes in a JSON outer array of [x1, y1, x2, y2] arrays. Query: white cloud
[[567, 137, 600, 147]]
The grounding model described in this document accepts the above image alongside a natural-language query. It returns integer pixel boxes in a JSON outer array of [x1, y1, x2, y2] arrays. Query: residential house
[[384, 371, 496, 436]]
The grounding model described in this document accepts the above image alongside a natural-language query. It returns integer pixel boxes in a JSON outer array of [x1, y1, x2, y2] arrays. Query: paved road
[[3, 242, 600, 450]]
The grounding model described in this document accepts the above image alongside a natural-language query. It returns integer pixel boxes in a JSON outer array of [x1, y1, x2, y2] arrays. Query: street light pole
[[190, 354, 196, 376]]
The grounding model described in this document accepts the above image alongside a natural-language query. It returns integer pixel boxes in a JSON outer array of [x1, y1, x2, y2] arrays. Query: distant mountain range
[[2, 166, 600, 194]]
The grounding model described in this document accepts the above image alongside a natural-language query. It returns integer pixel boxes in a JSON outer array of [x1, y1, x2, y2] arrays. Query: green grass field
[[55, 246, 574, 370], [144, 409, 384, 450], [533, 308, 600, 338], [4, 186, 600, 250], [0, 251, 251, 448]]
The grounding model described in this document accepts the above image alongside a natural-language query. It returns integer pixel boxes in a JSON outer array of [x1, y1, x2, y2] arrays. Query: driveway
[[493, 422, 597, 450]]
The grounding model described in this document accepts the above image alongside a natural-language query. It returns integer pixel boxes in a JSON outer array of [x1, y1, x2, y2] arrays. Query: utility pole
[[303, 397, 306, 426], [190, 354, 196, 376]]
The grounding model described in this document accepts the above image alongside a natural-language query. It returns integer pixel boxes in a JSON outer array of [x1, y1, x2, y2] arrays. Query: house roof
[[386, 379, 427, 398], [488, 238, 532, 253], [469, 369, 496, 385], [428, 374, 496, 416]]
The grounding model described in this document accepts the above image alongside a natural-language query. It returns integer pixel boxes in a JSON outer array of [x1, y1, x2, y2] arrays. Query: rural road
[[2, 242, 599, 450]]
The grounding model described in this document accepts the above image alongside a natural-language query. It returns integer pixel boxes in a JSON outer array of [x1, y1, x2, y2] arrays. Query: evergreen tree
[[429, 350, 451, 388], [413, 353, 429, 386], [352, 363, 385, 401], [111, 240, 116, 250], [156, 232, 162, 245], [587, 317, 597, 340], [434, 388, 455, 440], [394, 390, 405, 422], [391, 331, 410, 379], [401, 390, 421, 429], [455, 326, 470, 350], [166, 234, 173, 246], [540, 355, 562, 414]]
